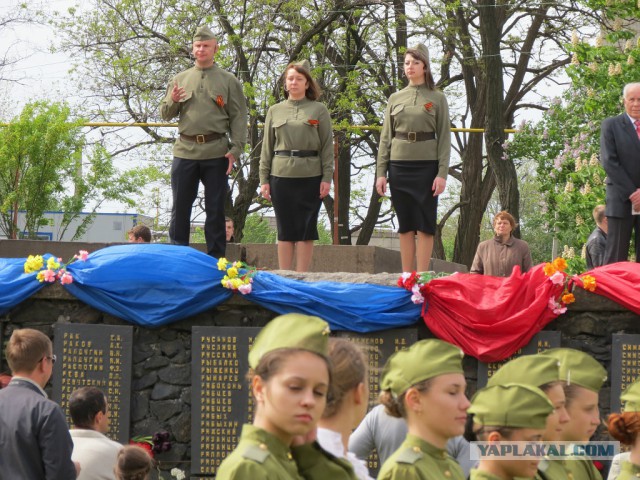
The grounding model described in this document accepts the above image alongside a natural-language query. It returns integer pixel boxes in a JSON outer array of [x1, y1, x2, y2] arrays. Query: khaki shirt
[[377, 434, 465, 480], [377, 84, 451, 179], [291, 442, 358, 480], [565, 458, 602, 480], [536, 458, 573, 480], [215, 424, 302, 480], [617, 460, 640, 480], [470, 235, 533, 277], [160, 63, 247, 161], [469, 469, 502, 480], [259, 98, 334, 184]]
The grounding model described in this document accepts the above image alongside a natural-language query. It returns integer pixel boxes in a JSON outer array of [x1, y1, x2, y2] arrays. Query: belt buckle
[[407, 131, 417, 143], [196, 134, 206, 144], [290, 150, 300, 157]]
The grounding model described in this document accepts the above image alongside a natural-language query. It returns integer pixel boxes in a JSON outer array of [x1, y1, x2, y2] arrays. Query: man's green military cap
[[469, 384, 554, 429], [540, 348, 607, 392], [194, 26, 216, 42], [248, 313, 330, 368], [380, 339, 464, 396], [486, 355, 561, 389], [621, 379, 640, 412]]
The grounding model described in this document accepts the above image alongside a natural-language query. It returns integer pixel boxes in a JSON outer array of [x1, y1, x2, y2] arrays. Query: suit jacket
[[600, 113, 640, 217], [0, 378, 77, 480]]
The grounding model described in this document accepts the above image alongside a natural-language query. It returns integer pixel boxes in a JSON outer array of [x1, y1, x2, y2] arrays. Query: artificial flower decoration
[[580, 274, 597, 292], [216, 95, 225, 108], [424, 102, 434, 111], [217, 257, 256, 294], [130, 431, 171, 458], [544, 257, 575, 314], [308, 119, 319, 126], [24, 250, 90, 284], [397, 270, 450, 305]]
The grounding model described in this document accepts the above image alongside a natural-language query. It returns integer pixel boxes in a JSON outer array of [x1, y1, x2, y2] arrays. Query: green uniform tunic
[[292, 442, 358, 480], [376, 84, 451, 179], [160, 63, 247, 161], [535, 458, 573, 480], [377, 434, 465, 480], [565, 458, 602, 480], [469, 469, 503, 480], [259, 97, 334, 184], [216, 424, 302, 480], [617, 460, 640, 480]]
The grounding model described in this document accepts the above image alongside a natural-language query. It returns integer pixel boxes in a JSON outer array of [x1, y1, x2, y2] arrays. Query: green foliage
[[240, 214, 276, 244]]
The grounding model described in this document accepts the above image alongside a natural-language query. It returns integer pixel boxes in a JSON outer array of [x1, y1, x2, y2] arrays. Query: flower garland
[[543, 257, 596, 314], [217, 257, 256, 294], [24, 250, 89, 284], [130, 431, 171, 458], [397, 271, 451, 304]]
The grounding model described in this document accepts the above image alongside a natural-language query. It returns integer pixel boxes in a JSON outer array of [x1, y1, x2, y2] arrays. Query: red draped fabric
[[422, 264, 566, 362], [575, 262, 640, 314]]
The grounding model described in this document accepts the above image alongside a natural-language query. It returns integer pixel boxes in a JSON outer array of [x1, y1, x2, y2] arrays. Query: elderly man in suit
[[600, 82, 640, 264]]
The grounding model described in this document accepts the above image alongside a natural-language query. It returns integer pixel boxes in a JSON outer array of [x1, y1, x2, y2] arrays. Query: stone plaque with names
[[52, 324, 133, 444], [477, 331, 561, 388], [611, 334, 640, 413], [191, 326, 261, 477], [335, 328, 418, 477]]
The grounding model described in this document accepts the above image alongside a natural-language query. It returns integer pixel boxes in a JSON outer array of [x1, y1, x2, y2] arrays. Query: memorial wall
[[0, 283, 637, 477]]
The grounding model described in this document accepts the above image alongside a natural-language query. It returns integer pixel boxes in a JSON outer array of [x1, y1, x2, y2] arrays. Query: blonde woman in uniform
[[260, 61, 333, 272], [377, 339, 470, 480], [376, 44, 451, 273]]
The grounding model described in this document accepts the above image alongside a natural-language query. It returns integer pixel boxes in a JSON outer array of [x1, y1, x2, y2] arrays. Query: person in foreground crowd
[[376, 43, 451, 273], [316, 338, 372, 480], [470, 211, 533, 277], [0, 328, 79, 479], [585, 205, 608, 269], [69, 386, 123, 480], [487, 354, 571, 480], [541, 348, 607, 480], [113, 445, 153, 480], [600, 82, 640, 265], [160, 25, 247, 259], [259, 60, 334, 272], [348, 404, 474, 477], [376, 339, 470, 480], [468, 383, 554, 480], [216, 313, 357, 479], [607, 378, 640, 480]]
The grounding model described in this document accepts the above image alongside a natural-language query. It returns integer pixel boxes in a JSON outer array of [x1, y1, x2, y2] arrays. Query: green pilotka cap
[[409, 43, 430, 64], [294, 59, 311, 72], [486, 354, 561, 389], [380, 339, 464, 396], [540, 348, 607, 392], [194, 26, 216, 42], [248, 313, 331, 368], [469, 384, 554, 429], [621, 379, 640, 412]]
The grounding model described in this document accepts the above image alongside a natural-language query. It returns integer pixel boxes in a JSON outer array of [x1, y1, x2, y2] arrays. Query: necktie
[[635, 119, 640, 139]]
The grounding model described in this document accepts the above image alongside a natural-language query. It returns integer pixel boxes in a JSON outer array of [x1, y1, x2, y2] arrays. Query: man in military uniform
[[160, 26, 247, 258]]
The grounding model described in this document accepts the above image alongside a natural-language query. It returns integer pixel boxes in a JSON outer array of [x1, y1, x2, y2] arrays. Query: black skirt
[[388, 160, 439, 234], [270, 175, 322, 241]]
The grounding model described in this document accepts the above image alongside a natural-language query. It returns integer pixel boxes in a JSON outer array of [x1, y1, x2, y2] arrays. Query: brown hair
[[128, 225, 151, 243], [283, 63, 322, 101], [5, 328, 51, 374], [493, 211, 517, 230], [114, 445, 154, 480], [607, 412, 640, 446], [323, 339, 367, 418], [593, 205, 606, 225], [404, 50, 435, 90], [473, 425, 515, 441], [562, 383, 583, 409], [379, 378, 433, 419]]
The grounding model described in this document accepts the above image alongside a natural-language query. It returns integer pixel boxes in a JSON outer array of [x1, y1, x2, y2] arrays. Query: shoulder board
[[241, 445, 270, 463], [395, 447, 424, 464]]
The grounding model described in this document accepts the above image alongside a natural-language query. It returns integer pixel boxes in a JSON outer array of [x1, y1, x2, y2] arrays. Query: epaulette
[[395, 446, 424, 464], [241, 444, 270, 463]]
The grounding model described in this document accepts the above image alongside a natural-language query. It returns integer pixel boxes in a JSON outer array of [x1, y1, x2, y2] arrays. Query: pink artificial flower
[[411, 284, 424, 304], [549, 271, 565, 285], [60, 272, 73, 285], [75, 250, 89, 261], [43, 269, 56, 283], [238, 283, 252, 295], [547, 297, 567, 315]]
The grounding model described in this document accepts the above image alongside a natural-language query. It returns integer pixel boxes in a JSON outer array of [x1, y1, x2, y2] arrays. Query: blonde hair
[[5, 329, 51, 374], [323, 338, 367, 418], [114, 446, 153, 480]]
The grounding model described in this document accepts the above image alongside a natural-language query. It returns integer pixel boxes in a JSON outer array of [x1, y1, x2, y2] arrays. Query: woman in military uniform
[[375, 43, 451, 273], [216, 313, 357, 480], [468, 384, 554, 480], [608, 379, 640, 480], [376, 339, 470, 480], [541, 348, 607, 480], [260, 60, 334, 272], [487, 354, 572, 480]]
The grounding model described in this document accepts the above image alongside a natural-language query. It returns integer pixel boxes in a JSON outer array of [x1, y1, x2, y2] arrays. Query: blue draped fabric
[[0, 256, 47, 314], [0, 244, 421, 331]]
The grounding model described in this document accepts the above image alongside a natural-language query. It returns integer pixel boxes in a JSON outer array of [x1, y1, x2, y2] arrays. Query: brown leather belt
[[274, 150, 319, 157], [395, 131, 436, 142], [180, 132, 225, 144]]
